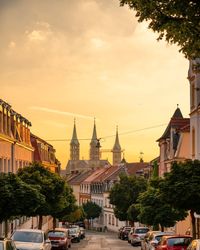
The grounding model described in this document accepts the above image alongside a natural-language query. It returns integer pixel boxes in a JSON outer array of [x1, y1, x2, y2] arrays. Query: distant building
[[0, 99, 33, 174], [65, 121, 124, 173], [157, 106, 190, 176], [0, 99, 34, 236], [31, 133, 60, 173]]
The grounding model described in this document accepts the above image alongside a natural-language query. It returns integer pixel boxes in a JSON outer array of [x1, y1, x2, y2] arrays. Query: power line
[[45, 123, 167, 142]]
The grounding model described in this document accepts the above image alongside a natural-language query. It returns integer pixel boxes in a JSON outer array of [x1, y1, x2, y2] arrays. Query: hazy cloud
[[29, 106, 97, 121]]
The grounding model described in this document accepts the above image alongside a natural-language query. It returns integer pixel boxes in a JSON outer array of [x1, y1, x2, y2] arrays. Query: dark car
[[48, 228, 71, 250], [156, 235, 192, 250], [120, 227, 131, 240], [79, 227, 85, 239], [68, 227, 81, 243], [0, 238, 16, 250]]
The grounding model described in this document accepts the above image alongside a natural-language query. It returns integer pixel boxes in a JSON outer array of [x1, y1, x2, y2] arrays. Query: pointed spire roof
[[91, 118, 97, 141], [172, 104, 183, 118], [70, 118, 79, 145], [157, 105, 185, 141], [113, 126, 121, 151]]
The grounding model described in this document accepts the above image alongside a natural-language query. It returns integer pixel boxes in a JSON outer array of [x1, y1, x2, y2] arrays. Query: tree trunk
[[190, 210, 196, 239], [53, 217, 56, 229], [38, 215, 43, 229], [4, 220, 8, 237], [161, 225, 164, 232]]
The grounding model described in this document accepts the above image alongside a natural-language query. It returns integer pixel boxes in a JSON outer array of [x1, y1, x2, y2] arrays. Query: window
[[112, 215, 114, 225], [108, 214, 111, 225]]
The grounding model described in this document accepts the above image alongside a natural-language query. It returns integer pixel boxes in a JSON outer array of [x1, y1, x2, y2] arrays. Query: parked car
[[0, 237, 17, 250], [68, 227, 81, 243], [144, 231, 175, 250], [118, 227, 125, 239], [156, 235, 192, 250], [11, 229, 51, 250], [120, 226, 131, 240], [187, 239, 200, 250], [130, 227, 149, 246], [79, 227, 85, 239], [128, 227, 135, 243], [141, 231, 162, 250], [47, 228, 71, 250]]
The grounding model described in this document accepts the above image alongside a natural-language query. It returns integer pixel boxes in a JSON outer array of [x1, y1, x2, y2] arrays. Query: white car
[[130, 227, 149, 246], [11, 229, 51, 250]]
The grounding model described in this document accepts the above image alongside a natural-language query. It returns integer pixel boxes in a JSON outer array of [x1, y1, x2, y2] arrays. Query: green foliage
[[63, 206, 86, 223], [161, 160, 200, 214], [82, 201, 102, 220], [17, 162, 76, 220], [51, 184, 77, 221], [152, 160, 159, 179], [109, 174, 147, 221], [0, 172, 45, 222], [119, 0, 200, 58], [137, 183, 187, 229], [127, 204, 140, 222]]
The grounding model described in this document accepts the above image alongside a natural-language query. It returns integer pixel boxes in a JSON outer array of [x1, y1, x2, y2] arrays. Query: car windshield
[[0, 242, 3, 250], [48, 232, 65, 238], [13, 231, 43, 243], [155, 233, 174, 242], [167, 238, 191, 246], [69, 229, 77, 234], [135, 228, 149, 234]]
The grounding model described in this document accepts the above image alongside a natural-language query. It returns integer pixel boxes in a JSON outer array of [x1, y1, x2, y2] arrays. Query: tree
[[63, 206, 86, 224], [82, 201, 101, 228], [152, 160, 159, 179], [0, 172, 45, 236], [109, 174, 147, 222], [17, 162, 74, 229], [137, 179, 187, 231], [50, 183, 77, 228], [119, 0, 200, 59], [160, 160, 200, 238]]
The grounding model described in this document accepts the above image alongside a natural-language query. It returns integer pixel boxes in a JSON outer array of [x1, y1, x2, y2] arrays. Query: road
[[71, 230, 141, 250]]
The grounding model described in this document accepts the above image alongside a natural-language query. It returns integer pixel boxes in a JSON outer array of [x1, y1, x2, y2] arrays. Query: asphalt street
[[71, 230, 141, 250]]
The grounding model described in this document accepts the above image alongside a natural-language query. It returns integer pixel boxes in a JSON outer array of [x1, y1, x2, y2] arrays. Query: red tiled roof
[[92, 165, 120, 182], [125, 162, 149, 176], [68, 170, 94, 185], [82, 167, 108, 184]]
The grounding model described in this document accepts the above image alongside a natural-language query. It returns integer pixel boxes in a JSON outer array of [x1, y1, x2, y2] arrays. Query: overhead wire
[[45, 123, 167, 142]]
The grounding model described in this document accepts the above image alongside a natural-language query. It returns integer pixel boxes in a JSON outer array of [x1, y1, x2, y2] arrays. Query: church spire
[[113, 126, 121, 151], [91, 118, 97, 141], [70, 118, 80, 160], [112, 126, 122, 165], [90, 118, 100, 160]]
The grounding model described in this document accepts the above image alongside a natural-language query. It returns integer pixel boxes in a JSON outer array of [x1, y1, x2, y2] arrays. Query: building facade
[[31, 133, 60, 173]]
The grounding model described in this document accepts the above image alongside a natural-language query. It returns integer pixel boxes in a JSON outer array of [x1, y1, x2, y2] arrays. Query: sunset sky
[[0, 0, 190, 168]]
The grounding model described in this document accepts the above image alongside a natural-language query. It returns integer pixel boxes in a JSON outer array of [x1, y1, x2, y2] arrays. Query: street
[[71, 230, 140, 250]]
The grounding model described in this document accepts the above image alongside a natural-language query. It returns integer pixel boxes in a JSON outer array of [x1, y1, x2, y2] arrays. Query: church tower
[[188, 58, 200, 160], [70, 119, 80, 161], [90, 119, 100, 160], [112, 126, 122, 165]]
